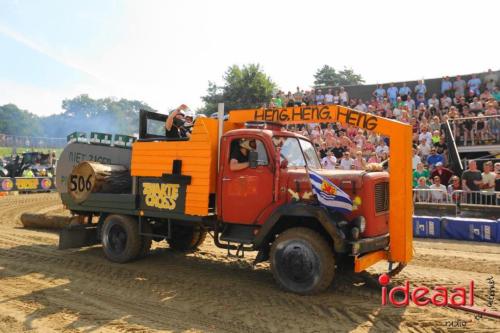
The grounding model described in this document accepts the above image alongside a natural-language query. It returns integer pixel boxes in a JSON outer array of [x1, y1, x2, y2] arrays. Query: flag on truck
[[308, 168, 353, 214]]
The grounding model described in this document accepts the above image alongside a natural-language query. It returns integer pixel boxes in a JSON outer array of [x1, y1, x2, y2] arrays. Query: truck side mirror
[[248, 151, 258, 168]]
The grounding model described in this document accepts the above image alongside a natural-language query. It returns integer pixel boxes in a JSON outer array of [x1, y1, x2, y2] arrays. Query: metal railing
[[413, 189, 500, 216], [448, 115, 499, 146], [0, 133, 66, 150], [413, 188, 451, 204]]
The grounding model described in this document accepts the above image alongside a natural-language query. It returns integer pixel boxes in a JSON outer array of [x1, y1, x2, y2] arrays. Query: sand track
[[0, 193, 498, 332]]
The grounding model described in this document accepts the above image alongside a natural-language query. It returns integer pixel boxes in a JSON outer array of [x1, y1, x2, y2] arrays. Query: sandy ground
[[0, 193, 498, 333]]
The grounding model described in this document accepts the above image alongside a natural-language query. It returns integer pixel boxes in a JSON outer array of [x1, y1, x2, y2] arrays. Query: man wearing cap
[[229, 139, 255, 171], [426, 148, 444, 170], [165, 104, 191, 139], [431, 162, 453, 187]]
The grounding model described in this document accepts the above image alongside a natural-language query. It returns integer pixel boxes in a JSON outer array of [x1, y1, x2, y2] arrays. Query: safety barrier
[[413, 216, 441, 238], [450, 190, 499, 205], [413, 189, 499, 216], [413, 216, 500, 243], [0, 177, 56, 192], [413, 189, 451, 203]]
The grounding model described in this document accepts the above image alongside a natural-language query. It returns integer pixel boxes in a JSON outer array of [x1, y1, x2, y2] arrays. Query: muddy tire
[[270, 227, 335, 295], [167, 225, 207, 252], [101, 214, 142, 263]]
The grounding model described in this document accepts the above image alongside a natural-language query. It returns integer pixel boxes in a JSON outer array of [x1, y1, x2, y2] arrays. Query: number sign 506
[[70, 175, 92, 192]]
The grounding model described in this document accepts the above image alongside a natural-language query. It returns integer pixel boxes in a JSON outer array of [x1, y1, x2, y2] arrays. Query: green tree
[[41, 95, 153, 137], [200, 64, 276, 115], [0, 104, 42, 136], [313, 65, 364, 87]]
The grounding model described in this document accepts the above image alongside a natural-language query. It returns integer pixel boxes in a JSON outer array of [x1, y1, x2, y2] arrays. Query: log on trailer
[[21, 213, 71, 229], [68, 161, 131, 203]]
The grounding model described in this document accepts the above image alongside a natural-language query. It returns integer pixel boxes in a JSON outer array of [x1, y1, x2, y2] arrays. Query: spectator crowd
[[268, 69, 500, 205]]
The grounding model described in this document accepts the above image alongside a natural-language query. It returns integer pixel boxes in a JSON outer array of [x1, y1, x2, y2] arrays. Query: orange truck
[[56, 104, 413, 294]]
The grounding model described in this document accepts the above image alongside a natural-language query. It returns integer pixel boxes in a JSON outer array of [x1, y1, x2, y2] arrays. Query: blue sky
[[0, 0, 499, 117]]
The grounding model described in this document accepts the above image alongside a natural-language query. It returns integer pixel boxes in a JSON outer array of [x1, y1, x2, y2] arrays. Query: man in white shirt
[[417, 138, 431, 160], [406, 98, 416, 111], [339, 87, 349, 105], [418, 127, 432, 144], [321, 150, 337, 169], [430, 176, 447, 202], [428, 94, 440, 108], [453, 76, 466, 97], [481, 161, 496, 205], [412, 148, 421, 170], [324, 89, 334, 104], [375, 141, 389, 156], [340, 152, 354, 170], [354, 100, 367, 112], [441, 95, 452, 108]]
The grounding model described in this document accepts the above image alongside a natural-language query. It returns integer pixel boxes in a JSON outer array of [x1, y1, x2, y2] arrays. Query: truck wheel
[[167, 225, 207, 252], [270, 227, 335, 295], [101, 215, 142, 263], [138, 221, 153, 258]]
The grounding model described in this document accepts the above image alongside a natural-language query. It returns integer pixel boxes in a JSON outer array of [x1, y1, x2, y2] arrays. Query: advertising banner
[[0, 177, 56, 192]]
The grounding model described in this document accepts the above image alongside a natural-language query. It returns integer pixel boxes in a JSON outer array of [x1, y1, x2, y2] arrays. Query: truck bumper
[[350, 233, 389, 256]]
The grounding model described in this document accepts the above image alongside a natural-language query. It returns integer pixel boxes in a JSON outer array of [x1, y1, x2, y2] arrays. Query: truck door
[[221, 137, 274, 224]]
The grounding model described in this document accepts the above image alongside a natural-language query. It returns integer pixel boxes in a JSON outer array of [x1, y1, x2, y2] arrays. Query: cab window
[[276, 137, 306, 167], [229, 138, 269, 166], [299, 139, 321, 169]]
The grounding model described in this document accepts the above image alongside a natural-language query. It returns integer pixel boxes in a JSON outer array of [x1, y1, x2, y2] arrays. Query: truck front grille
[[374, 182, 389, 213]]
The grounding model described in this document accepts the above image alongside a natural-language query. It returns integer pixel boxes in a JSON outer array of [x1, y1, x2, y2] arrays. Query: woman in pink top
[[346, 124, 358, 139], [367, 152, 380, 164], [323, 124, 336, 147], [353, 151, 367, 170], [353, 129, 366, 149], [309, 125, 322, 145]]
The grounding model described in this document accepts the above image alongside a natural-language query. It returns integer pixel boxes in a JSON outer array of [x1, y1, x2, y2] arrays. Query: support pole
[[217, 103, 224, 173]]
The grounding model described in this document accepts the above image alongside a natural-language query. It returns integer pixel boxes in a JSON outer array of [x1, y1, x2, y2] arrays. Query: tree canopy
[[1, 96, 153, 139], [200, 64, 276, 115], [313, 65, 364, 88], [41, 95, 153, 138], [0, 104, 42, 136]]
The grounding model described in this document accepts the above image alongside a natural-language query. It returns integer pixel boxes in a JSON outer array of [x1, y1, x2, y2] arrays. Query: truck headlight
[[352, 216, 366, 233]]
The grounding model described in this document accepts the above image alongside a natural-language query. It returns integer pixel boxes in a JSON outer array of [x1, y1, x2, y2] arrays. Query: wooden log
[[68, 161, 131, 203], [21, 213, 71, 229]]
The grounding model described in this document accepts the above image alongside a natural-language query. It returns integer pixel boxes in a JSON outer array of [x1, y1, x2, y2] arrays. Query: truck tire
[[167, 225, 207, 252], [101, 214, 142, 263], [138, 221, 152, 258], [270, 227, 335, 295]]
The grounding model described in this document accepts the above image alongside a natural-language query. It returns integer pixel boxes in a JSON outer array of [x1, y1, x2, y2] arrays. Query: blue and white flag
[[308, 169, 353, 214]]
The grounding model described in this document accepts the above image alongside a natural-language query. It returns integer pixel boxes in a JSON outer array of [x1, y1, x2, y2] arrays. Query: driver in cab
[[229, 139, 256, 171]]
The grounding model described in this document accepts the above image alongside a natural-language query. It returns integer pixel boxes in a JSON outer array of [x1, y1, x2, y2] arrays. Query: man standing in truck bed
[[165, 104, 190, 139]]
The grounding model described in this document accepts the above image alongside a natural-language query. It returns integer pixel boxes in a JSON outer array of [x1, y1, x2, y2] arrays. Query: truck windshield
[[299, 139, 321, 169], [272, 137, 321, 169]]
